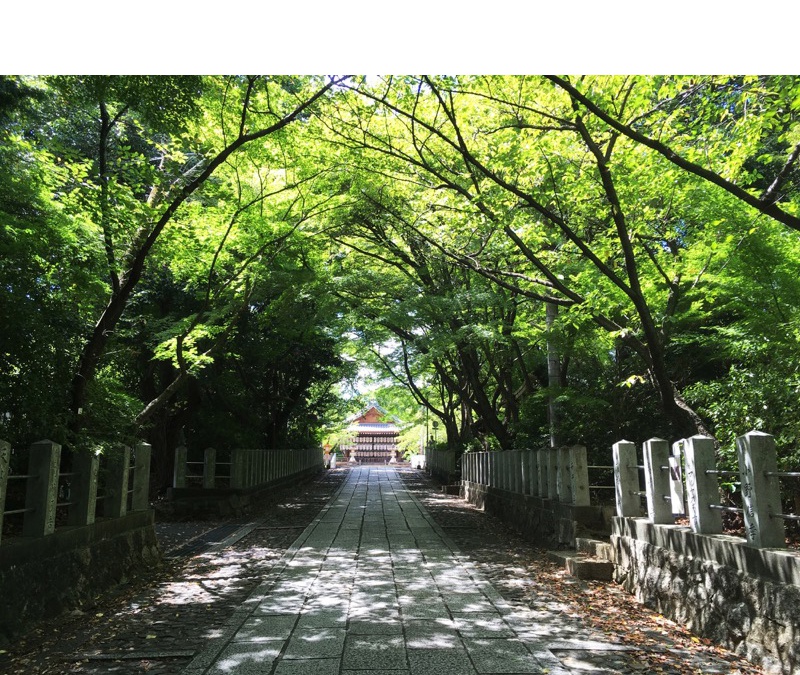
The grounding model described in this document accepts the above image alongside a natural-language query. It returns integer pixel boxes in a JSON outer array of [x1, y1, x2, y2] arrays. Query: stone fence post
[[643, 438, 672, 524], [528, 450, 539, 496], [173, 445, 187, 488], [669, 441, 686, 516], [570, 445, 590, 506], [613, 440, 639, 517], [0, 440, 10, 543], [23, 439, 61, 537], [683, 435, 722, 534], [69, 450, 99, 526], [537, 449, 548, 497], [547, 449, 559, 500], [557, 446, 570, 502], [104, 446, 131, 518], [737, 431, 785, 548], [203, 447, 217, 489], [131, 442, 151, 511]]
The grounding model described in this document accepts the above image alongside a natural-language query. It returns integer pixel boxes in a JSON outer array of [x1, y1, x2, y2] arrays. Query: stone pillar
[[104, 446, 131, 519], [230, 448, 244, 489], [684, 435, 723, 535], [519, 450, 529, 495], [669, 441, 686, 516], [514, 450, 523, 493], [203, 447, 217, 489], [529, 450, 539, 497], [537, 449, 548, 498], [613, 440, 639, 518], [557, 446, 571, 502], [0, 440, 10, 542], [173, 445, 187, 488], [546, 449, 559, 501], [737, 431, 785, 548], [131, 442, 151, 511], [69, 450, 99, 526], [23, 440, 61, 537], [569, 445, 590, 507], [642, 438, 672, 524]]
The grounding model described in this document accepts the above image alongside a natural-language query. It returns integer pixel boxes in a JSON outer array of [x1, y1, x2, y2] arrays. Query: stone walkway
[[0, 465, 760, 674], [182, 466, 608, 675]]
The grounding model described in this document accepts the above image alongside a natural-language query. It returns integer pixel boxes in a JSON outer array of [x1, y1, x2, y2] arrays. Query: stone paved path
[[182, 466, 614, 675], [0, 465, 761, 674]]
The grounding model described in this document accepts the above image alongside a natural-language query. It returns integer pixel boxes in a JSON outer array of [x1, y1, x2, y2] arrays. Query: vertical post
[[203, 447, 217, 489], [529, 450, 539, 496], [131, 442, 151, 511], [69, 450, 99, 526], [569, 445, 590, 507], [0, 440, 10, 542], [557, 446, 571, 502], [613, 440, 640, 518], [173, 445, 187, 488], [230, 448, 244, 489], [642, 438, 672, 524], [737, 431, 785, 548], [519, 450, 528, 495], [514, 450, 522, 493], [488, 452, 496, 488], [104, 446, 130, 519], [537, 449, 548, 498], [669, 441, 686, 516], [547, 448, 559, 501], [23, 439, 61, 537], [683, 435, 723, 534]]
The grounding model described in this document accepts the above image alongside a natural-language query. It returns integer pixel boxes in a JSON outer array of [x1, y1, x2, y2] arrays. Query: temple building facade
[[340, 404, 402, 464]]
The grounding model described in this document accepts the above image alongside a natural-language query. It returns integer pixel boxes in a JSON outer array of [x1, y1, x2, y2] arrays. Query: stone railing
[[173, 446, 323, 491], [0, 438, 152, 546], [612, 431, 799, 549], [425, 447, 457, 483], [461, 446, 591, 505], [0, 439, 158, 640], [458, 447, 603, 546], [610, 431, 800, 675]]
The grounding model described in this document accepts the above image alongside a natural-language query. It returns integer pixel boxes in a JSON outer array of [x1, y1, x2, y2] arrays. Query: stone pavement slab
[[182, 466, 642, 675]]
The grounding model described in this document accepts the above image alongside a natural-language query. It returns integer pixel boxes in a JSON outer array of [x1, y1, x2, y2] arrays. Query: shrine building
[[341, 404, 402, 464]]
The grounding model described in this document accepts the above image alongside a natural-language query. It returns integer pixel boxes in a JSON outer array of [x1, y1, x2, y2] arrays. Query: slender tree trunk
[[546, 302, 562, 448]]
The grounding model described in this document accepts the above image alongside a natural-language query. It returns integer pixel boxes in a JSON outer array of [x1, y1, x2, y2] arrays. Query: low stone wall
[[463, 480, 607, 547], [612, 517, 800, 675], [0, 510, 160, 645]]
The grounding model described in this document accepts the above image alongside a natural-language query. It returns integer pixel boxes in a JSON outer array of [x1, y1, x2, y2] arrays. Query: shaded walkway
[[183, 466, 607, 674]]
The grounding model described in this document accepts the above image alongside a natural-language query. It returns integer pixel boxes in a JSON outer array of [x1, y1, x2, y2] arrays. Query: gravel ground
[[0, 466, 766, 674]]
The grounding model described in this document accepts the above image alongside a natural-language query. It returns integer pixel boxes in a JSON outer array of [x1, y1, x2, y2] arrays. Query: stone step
[[575, 537, 613, 561], [548, 549, 615, 581]]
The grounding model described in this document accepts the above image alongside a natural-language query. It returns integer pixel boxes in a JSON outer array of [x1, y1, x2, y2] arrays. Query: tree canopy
[[2, 74, 799, 481]]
